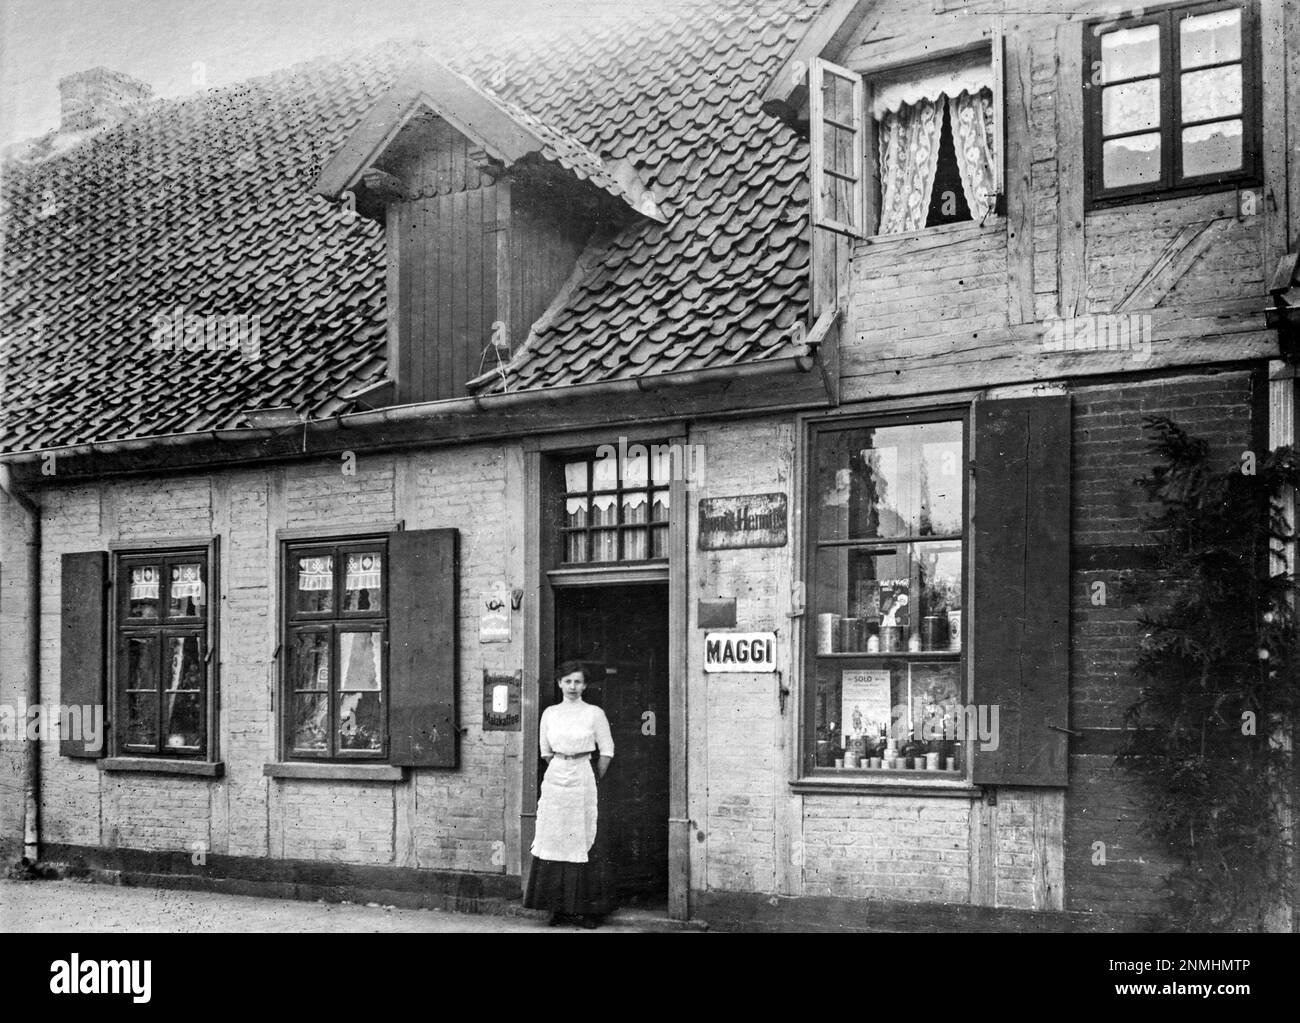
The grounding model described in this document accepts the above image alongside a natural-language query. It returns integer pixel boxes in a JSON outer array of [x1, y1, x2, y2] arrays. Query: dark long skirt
[[524, 778, 618, 916]]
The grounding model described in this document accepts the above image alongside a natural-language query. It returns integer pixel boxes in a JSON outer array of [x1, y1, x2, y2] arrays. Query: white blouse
[[539, 700, 614, 758]]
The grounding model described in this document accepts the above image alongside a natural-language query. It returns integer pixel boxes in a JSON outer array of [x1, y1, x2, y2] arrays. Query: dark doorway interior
[[550, 583, 669, 902]]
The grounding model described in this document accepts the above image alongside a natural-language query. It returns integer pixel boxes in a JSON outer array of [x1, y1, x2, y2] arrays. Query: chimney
[[57, 67, 152, 132]]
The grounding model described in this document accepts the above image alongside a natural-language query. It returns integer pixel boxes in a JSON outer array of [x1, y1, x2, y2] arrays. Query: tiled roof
[[0, 0, 821, 454]]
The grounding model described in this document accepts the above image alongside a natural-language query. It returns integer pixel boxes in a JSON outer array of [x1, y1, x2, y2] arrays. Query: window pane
[[168, 562, 205, 618], [622, 448, 649, 488], [650, 491, 669, 523], [1182, 119, 1243, 177], [163, 636, 204, 750], [565, 531, 587, 564], [591, 493, 618, 527], [623, 529, 648, 561], [592, 451, 618, 491], [1102, 79, 1160, 134], [1180, 8, 1240, 69], [293, 694, 328, 752], [814, 421, 962, 541], [622, 492, 648, 525], [289, 630, 330, 691], [813, 660, 962, 769], [563, 460, 589, 493], [1103, 132, 1162, 187], [339, 631, 381, 691], [294, 555, 334, 613], [815, 542, 962, 653], [650, 524, 669, 559], [1100, 24, 1160, 82], [127, 564, 160, 619], [343, 551, 383, 612], [1180, 65, 1241, 123], [339, 630, 383, 752], [591, 529, 619, 562], [124, 635, 158, 689], [125, 691, 159, 748]]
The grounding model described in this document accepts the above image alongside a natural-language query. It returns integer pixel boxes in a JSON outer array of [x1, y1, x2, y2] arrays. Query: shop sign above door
[[704, 632, 777, 673], [698, 493, 788, 550]]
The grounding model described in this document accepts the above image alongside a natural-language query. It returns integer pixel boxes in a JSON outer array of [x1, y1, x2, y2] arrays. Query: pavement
[[0, 878, 693, 933]]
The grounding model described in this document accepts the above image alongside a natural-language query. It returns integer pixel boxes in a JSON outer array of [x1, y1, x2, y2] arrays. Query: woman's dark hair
[[554, 660, 589, 684]]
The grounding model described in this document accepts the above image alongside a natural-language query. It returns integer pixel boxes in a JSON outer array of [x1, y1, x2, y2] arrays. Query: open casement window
[[1085, 1, 1260, 204], [281, 528, 458, 767], [810, 57, 866, 238], [870, 47, 1000, 235]]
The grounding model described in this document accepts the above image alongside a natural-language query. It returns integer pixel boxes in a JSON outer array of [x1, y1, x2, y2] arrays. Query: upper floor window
[[1085, 1, 1260, 204], [115, 548, 212, 757], [811, 50, 999, 239]]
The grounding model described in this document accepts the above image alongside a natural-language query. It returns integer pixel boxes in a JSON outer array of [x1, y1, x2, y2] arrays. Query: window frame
[[281, 536, 390, 761], [811, 56, 867, 238], [1084, 0, 1261, 207], [800, 408, 971, 782], [111, 544, 215, 760]]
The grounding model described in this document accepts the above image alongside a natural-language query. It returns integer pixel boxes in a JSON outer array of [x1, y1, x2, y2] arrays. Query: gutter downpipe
[[0, 464, 41, 864], [0, 351, 821, 467]]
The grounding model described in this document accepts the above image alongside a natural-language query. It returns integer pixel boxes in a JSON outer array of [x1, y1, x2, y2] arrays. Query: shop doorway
[[549, 583, 669, 902]]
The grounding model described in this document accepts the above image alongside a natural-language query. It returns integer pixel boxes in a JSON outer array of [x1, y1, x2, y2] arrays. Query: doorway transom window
[[561, 447, 670, 563]]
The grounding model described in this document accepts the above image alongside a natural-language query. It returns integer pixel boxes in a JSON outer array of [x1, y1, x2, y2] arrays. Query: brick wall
[[1, 443, 522, 873], [1065, 369, 1258, 916]]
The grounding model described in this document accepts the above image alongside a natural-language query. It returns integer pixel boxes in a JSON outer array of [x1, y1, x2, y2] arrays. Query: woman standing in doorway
[[525, 661, 616, 928]]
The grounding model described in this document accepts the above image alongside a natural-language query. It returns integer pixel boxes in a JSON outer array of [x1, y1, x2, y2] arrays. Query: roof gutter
[[0, 464, 41, 864], [0, 349, 820, 467]]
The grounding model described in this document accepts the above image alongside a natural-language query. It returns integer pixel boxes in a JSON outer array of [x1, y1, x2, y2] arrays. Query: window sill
[[99, 757, 224, 778], [791, 773, 982, 797], [263, 762, 407, 782], [858, 215, 1006, 248]]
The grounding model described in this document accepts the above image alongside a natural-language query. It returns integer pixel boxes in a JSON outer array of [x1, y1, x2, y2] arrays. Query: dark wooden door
[[551, 583, 669, 900]]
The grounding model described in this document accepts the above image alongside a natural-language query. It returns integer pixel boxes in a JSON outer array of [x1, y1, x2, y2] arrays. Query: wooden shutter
[[971, 396, 1071, 786], [810, 57, 865, 238], [388, 528, 459, 767], [61, 551, 107, 758]]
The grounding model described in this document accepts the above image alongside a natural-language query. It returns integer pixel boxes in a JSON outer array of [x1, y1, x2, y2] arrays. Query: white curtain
[[877, 97, 944, 235], [948, 88, 997, 221]]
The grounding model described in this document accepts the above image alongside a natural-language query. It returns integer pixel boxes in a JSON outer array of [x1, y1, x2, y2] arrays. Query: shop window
[[1085, 1, 1259, 204], [114, 549, 212, 758], [284, 540, 388, 759], [805, 415, 966, 775], [560, 447, 670, 564]]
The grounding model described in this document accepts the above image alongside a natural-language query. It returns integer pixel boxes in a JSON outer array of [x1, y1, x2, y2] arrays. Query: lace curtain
[[877, 87, 997, 235]]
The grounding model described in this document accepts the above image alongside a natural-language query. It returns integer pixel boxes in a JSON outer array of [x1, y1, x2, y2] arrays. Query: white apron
[[531, 755, 598, 863]]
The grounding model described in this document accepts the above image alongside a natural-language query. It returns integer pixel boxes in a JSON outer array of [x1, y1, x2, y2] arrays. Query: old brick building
[[1, 0, 1297, 930]]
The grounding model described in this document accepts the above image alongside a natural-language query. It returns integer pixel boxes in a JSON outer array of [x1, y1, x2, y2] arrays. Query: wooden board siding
[[507, 192, 591, 354], [383, 113, 483, 198], [392, 186, 497, 404]]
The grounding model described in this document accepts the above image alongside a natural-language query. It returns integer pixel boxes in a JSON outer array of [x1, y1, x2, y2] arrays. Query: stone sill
[[263, 762, 406, 782], [99, 757, 224, 778], [791, 775, 983, 798]]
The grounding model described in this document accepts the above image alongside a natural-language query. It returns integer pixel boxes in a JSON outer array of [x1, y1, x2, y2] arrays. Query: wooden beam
[[1261, 0, 1290, 278], [1112, 217, 1234, 313], [667, 431, 690, 921], [761, 0, 867, 119], [1056, 20, 1086, 319], [1286, 0, 1300, 250], [1004, 29, 1035, 325]]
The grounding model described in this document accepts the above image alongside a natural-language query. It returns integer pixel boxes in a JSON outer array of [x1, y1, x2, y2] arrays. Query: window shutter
[[60, 551, 108, 758], [388, 528, 459, 767], [810, 57, 865, 238], [971, 396, 1071, 786]]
